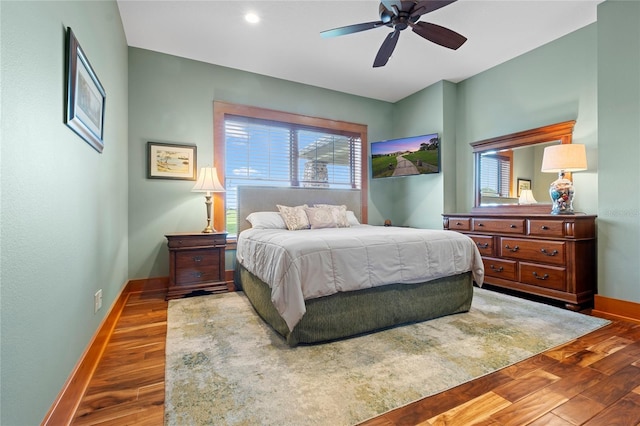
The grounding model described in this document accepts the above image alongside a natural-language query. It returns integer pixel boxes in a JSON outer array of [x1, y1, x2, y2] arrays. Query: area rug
[[164, 287, 609, 426]]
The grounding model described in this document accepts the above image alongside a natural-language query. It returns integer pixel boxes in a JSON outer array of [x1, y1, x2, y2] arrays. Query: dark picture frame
[[517, 178, 532, 196], [147, 142, 197, 180], [65, 27, 106, 153]]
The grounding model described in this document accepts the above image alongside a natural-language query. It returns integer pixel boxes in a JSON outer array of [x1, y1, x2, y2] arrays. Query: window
[[213, 102, 368, 237], [479, 153, 512, 197]]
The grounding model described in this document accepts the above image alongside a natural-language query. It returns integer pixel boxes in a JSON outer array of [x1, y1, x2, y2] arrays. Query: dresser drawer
[[448, 217, 471, 231], [527, 220, 565, 238], [499, 238, 566, 266], [519, 262, 566, 291], [469, 235, 494, 256], [483, 257, 517, 280], [473, 218, 525, 234]]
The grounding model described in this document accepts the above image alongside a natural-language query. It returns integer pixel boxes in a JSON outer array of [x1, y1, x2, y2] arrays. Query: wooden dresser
[[165, 232, 227, 300], [443, 213, 597, 310]]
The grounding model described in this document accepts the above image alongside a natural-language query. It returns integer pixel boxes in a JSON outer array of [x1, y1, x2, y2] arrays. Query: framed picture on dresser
[[517, 178, 532, 197]]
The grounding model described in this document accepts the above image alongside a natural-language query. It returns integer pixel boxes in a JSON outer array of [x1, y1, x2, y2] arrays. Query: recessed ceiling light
[[245, 12, 260, 24]]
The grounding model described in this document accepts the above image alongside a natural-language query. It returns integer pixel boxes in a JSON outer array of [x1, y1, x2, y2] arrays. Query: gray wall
[[127, 48, 395, 279], [597, 0, 640, 303], [0, 1, 129, 424]]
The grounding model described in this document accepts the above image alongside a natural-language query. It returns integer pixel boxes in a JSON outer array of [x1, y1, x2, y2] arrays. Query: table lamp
[[192, 167, 225, 233], [540, 144, 587, 215]]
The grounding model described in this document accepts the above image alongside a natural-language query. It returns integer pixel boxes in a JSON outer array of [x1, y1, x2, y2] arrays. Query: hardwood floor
[[72, 289, 640, 425]]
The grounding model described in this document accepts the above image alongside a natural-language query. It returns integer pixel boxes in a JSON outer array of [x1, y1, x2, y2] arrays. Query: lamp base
[[549, 173, 575, 215]]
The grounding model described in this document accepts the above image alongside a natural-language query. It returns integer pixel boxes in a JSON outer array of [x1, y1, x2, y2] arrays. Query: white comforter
[[236, 225, 485, 331]]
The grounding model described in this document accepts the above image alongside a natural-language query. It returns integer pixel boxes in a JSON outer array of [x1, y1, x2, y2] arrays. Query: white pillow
[[346, 210, 361, 226], [246, 212, 287, 229], [305, 206, 338, 229], [277, 204, 310, 230], [314, 204, 350, 228]]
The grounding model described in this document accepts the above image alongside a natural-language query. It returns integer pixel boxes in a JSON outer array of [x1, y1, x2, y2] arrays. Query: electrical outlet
[[94, 289, 103, 314]]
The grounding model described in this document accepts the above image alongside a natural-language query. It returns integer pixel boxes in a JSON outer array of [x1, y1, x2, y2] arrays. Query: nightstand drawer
[[470, 235, 494, 256], [519, 262, 566, 291], [483, 257, 517, 280], [473, 218, 525, 234], [168, 234, 225, 248], [176, 250, 219, 269], [499, 238, 566, 266]]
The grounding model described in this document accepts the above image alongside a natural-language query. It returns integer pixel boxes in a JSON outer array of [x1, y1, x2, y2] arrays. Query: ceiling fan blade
[[411, 0, 458, 18], [373, 30, 401, 68], [411, 21, 467, 50], [320, 21, 385, 38]]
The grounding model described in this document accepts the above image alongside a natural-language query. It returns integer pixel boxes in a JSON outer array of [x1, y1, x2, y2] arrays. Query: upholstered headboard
[[237, 186, 362, 233]]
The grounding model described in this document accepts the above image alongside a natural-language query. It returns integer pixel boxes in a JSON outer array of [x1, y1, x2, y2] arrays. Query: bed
[[235, 186, 484, 346]]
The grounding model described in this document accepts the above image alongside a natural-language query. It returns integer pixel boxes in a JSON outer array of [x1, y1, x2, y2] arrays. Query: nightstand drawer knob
[[541, 225, 549, 230], [193, 256, 203, 262], [192, 272, 204, 278], [510, 224, 516, 228]]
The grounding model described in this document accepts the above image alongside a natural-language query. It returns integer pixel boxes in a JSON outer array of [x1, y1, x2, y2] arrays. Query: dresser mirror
[[471, 120, 576, 213]]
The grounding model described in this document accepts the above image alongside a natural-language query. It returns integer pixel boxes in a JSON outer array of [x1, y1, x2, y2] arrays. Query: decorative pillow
[[304, 207, 338, 229], [246, 212, 287, 229], [346, 210, 361, 226], [277, 204, 310, 230], [314, 204, 350, 228]]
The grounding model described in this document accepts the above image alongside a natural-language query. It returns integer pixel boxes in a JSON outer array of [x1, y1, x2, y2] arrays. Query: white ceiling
[[117, 0, 602, 103]]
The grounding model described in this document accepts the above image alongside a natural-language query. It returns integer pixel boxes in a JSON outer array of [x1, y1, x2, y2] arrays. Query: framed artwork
[[65, 27, 106, 153], [147, 142, 197, 180], [517, 178, 532, 196]]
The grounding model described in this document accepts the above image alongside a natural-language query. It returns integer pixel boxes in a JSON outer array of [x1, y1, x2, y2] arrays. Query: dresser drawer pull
[[532, 272, 549, 280], [541, 225, 549, 230], [477, 242, 489, 249], [540, 248, 559, 257], [191, 272, 204, 278], [510, 224, 516, 228], [490, 264, 503, 272], [193, 256, 203, 262], [456, 222, 462, 225], [504, 244, 519, 252], [477, 223, 484, 227]]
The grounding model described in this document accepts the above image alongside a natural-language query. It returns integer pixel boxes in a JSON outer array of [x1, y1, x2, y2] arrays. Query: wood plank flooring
[[72, 289, 640, 425]]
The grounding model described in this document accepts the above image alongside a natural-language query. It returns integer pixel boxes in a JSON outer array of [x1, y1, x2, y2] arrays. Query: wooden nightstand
[[165, 232, 227, 300]]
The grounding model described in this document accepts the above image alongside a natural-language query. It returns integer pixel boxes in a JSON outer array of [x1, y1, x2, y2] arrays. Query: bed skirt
[[235, 263, 474, 346]]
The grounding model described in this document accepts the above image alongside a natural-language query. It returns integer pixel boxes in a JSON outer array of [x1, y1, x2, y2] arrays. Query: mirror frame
[[471, 120, 576, 213]]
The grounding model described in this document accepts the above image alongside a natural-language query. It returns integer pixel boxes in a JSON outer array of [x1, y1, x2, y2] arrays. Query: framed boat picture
[[147, 142, 197, 180]]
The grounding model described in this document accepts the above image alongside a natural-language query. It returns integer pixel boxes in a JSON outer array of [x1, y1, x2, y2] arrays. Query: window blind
[[224, 115, 361, 236]]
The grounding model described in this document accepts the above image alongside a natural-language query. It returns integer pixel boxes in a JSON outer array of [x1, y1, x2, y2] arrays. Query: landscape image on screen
[[371, 133, 440, 179]]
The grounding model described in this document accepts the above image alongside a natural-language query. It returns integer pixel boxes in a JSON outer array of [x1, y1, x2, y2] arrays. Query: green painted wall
[[597, 0, 640, 303], [127, 48, 395, 279], [455, 24, 599, 214], [0, 1, 129, 424]]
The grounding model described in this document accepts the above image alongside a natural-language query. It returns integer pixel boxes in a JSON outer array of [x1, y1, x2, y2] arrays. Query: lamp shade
[[192, 167, 225, 193], [541, 144, 587, 173], [518, 189, 537, 205]]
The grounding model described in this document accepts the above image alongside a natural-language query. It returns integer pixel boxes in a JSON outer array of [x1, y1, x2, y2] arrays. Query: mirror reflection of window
[[480, 151, 512, 198]]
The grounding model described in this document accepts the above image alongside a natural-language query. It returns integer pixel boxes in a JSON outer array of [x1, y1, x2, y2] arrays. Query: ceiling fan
[[320, 0, 467, 68]]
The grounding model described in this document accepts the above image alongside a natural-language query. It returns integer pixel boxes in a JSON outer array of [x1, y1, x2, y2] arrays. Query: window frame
[[213, 101, 369, 239]]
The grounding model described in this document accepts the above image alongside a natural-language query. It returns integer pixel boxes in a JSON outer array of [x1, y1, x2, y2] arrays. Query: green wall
[[127, 48, 395, 279], [454, 23, 599, 214], [0, 1, 129, 424], [597, 0, 640, 303]]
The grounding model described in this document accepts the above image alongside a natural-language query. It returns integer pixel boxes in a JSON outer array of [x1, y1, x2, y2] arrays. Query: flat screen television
[[371, 133, 440, 179]]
